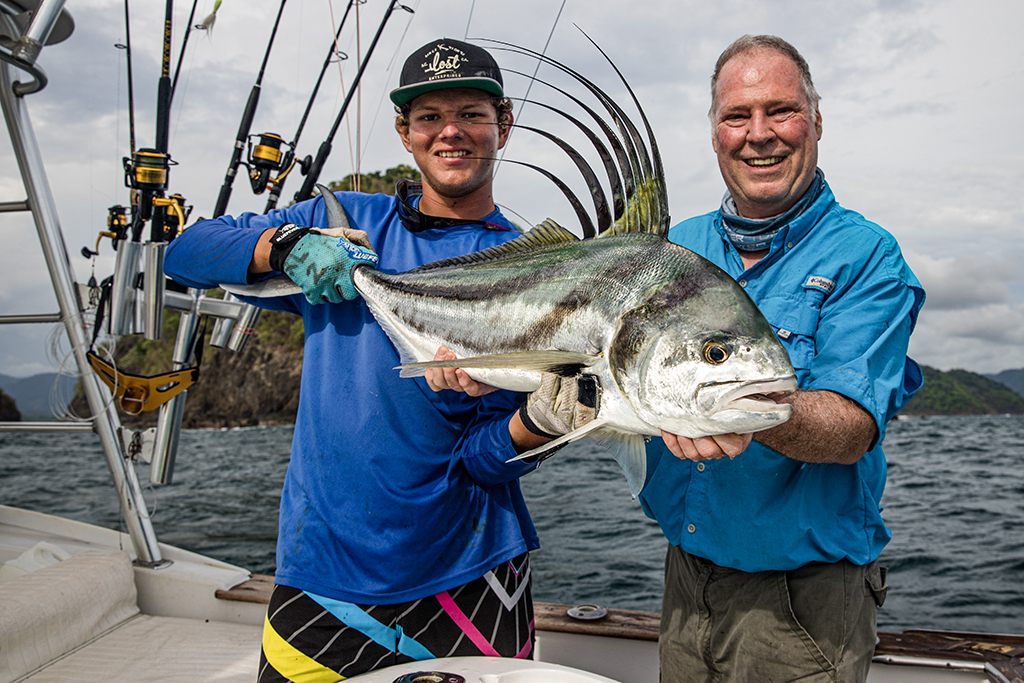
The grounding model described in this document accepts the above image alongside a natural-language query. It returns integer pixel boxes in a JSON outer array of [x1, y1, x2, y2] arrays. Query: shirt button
[[787, 242, 794, 249], [696, 462, 706, 472], [738, 279, 747, 287], [687, 524, 696, 534]]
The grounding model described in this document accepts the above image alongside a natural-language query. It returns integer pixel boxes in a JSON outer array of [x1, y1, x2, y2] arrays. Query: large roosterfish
[[224, 39, 797, 496]]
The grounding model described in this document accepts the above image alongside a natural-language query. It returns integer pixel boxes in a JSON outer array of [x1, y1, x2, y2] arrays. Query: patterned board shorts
[[259, 553, 534, 682]]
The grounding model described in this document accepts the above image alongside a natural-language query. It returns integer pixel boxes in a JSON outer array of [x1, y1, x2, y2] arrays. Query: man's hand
[[269, 223, 379, 304], [424, 346, 498, 397], [661, 431, 752, 462], [520, 373, 601, 438]]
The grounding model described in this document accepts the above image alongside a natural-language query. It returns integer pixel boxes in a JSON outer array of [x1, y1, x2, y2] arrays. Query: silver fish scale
[[353, 234, 726, 361]]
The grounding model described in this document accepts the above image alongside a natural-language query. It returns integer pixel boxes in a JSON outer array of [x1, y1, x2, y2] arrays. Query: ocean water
[[1, 415, 1022, 634]]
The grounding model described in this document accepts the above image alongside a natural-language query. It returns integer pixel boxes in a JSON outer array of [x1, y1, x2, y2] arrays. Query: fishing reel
[[123, 148, 171, 193], [246, 132, 294, 194], [152, 193, 191, 240], [81, 205, 129, 258], [122, 148, 178, 222]]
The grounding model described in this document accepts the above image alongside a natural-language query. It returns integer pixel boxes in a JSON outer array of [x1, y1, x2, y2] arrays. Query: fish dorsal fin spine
[[598, 178, 666, 238], [409, 219, 579, 272]]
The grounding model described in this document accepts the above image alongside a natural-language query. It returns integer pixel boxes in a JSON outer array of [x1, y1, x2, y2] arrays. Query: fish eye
[[702, 340, 730, 365]]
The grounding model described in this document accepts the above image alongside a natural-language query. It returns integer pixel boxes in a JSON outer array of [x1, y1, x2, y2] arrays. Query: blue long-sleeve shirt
[[164, 190, 540, 603], [639, 181, 925, 572]]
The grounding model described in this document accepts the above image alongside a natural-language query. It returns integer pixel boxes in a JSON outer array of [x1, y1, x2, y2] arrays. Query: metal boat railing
[[0, 0, 256, 568]]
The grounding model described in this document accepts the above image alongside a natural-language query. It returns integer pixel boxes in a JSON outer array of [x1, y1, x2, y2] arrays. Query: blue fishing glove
[[268, 223, 379, 304]]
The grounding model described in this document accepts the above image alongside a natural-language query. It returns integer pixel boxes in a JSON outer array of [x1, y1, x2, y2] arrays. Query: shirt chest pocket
[[755, 288, 827, 383]]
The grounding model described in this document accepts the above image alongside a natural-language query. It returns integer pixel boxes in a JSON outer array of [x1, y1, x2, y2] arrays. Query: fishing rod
[[262, 0, 358, 213], [135, 0, 176, 244], [211, 0, 288, 218], [121, 0, 136, 158], [293, 0, 413, 204], [154, 0, 173, 155], [169, 0, 199, 104]]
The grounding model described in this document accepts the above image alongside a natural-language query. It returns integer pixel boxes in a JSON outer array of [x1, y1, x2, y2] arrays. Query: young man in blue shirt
[[640, 35, 925, 683], [164, 39, 572, 681]]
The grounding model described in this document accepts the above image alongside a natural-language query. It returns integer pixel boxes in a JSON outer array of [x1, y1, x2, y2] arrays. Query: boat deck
[[219, 575, 1024, 682]]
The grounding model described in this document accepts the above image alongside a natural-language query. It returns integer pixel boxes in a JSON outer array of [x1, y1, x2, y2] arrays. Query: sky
[[1, 0, 1022, 378]]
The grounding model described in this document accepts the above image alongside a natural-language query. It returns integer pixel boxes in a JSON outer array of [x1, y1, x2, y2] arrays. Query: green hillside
[[986, 368, 1024, 397], [902, 366, 1024, 416], [0, 388, 19, 421]]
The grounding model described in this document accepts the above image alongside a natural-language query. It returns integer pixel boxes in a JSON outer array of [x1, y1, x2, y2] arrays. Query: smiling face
[[398, 88, 511, 219], [712, 49, 822, 219]]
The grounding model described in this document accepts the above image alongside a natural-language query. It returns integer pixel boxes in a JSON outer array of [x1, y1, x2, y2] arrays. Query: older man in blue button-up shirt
[[640, 35, 925, 683]]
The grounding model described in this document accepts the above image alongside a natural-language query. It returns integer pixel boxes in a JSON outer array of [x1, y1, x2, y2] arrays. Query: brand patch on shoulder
[[804, 275, 836, 294]]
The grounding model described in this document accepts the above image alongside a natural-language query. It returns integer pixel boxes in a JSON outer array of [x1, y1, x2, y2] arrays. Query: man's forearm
[[248, 227, 276, 277], [754, 390, 877, 465]]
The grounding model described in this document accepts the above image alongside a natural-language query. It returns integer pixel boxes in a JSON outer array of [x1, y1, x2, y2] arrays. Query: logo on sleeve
[[804, 275, 836, 294]]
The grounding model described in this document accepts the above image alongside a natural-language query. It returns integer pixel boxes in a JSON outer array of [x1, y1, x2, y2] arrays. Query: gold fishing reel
[[246, 132, 295, 194], [81, 205, 128, 259], [152, 194, 191, 239], [87, 351, 198, 415], [123, 148, 174, 193]]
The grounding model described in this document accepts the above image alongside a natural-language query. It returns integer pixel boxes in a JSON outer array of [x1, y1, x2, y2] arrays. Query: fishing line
[[494, 202, 530, 231], [357, 0, 419, 159], [212, 0, 289, 217], [169, 0, 200, 103], [464, 0, 475, 40], [262, 0, 359, 212], [293, 0, 411, 203], [492, 0, 566, 179], [339, 0, 360, 190], [169, 0, 212, 150]]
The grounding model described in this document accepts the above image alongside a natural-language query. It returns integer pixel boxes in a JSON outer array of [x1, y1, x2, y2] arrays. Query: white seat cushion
[[20, 615, 261, 682], [0, 549, 139, 683]]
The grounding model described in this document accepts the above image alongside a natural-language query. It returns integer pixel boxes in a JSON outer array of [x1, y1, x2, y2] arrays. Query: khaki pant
[[659, 545, 887, 683]]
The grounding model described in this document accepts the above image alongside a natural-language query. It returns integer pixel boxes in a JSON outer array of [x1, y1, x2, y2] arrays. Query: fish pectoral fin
[[506, 419, 609, 464], [601, 433, 650, 499], [397, 350, 601, 377]]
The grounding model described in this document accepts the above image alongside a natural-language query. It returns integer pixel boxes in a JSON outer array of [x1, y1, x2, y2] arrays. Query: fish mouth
[[697, 376, 797, 416]]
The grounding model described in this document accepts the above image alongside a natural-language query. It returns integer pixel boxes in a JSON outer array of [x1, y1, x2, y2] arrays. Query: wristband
[[268, 223, 312, 272]]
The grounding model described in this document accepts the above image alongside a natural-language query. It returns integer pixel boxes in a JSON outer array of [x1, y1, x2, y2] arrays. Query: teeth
[[438, 151, 468, 158], [746, 157, 783, 167]]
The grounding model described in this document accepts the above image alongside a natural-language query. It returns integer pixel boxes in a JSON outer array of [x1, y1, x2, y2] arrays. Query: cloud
[[905, 252, 1019, 311], [910, 303, 1024, 373], [3, 0, 1024, 376]]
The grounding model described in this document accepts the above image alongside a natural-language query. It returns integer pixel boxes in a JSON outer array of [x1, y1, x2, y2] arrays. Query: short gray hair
[[708, 35, 820, 123]]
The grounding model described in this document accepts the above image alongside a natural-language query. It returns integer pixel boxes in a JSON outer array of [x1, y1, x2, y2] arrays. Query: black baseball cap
[[389, 38, 504, 107]]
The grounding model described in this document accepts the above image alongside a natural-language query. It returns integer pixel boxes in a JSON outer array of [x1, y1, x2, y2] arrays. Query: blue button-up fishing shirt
[[639, 181, 925, 572]]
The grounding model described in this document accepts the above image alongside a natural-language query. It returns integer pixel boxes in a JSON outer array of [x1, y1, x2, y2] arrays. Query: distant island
[[0, 387, 18, 421], [901, 366, 1024, 416], [9, 315, 1023, 427]]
